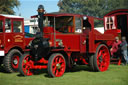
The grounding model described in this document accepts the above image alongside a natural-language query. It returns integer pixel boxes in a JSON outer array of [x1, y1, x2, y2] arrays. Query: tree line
[[0, 0, 20, 14], [0, 0, 128, 18], [58, 0, 128, 18]]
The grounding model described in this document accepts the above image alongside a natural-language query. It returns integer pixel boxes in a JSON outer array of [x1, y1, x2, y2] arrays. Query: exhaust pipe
[[37, 5, 45, 36]]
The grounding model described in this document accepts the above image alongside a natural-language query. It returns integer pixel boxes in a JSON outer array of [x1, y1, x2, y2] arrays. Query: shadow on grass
[[42, 65, 94, 78], [17, 73, 24, 77], [17, 69, 49, 77], [16, 65, 94, 78], [66, 65, 93, 72]]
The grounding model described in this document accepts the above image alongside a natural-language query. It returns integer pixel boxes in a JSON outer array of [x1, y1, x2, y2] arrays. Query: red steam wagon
[[0, 14, 33, 72], [18, 5, 118, 77]]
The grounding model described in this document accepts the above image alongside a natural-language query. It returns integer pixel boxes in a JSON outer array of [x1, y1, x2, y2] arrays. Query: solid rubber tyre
[[48, 53, 66, 77], [3, 49, 22, 72], [89, 55, 95, 71]]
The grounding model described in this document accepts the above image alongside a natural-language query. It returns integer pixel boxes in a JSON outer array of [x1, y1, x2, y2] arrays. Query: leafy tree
[[0, 0, 20, 14], [58, 0, 128, 18]]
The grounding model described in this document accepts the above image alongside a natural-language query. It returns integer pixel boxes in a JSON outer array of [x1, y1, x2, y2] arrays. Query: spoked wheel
[[3, 49, 22, 72], [19, 54, 33, 76], [93, 44, 110, 72], [48, 53, 66, 77]]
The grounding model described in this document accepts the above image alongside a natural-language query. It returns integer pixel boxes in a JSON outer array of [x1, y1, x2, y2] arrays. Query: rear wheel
[[48, 53, 66, 77], [19, 53, 33, 76], [93, 44, 110, 72], [3, 49, 22, 72]]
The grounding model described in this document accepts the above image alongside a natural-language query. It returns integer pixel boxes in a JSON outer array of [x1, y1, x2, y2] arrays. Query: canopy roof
[[31, 12, 102, 20], [104, 9, 128, 16], [0, 14, 23, 19]]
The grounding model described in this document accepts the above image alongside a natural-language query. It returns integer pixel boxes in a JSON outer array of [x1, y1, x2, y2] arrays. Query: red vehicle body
[[19, 5, 120, 77], [0, 14, 33, 72]]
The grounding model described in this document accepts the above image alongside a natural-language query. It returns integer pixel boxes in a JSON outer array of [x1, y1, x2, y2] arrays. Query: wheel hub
[[13, 59, 18, 65], [24, 60, 27, 63], [56, 63, 61, 69], [99, 55, 103, 62]]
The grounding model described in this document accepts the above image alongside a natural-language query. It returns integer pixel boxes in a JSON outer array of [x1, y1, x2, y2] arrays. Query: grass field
[[0, 64, 128, 85]]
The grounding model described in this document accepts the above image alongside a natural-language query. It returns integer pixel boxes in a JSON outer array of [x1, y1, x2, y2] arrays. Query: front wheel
[[19, 53, 33, 76], [93, 44, 110, 72], [3, 49, 22, 72], [48, 53, 66, 77]]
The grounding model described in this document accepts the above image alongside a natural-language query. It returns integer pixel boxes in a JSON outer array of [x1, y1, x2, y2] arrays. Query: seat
[[68, 26, 73, 33]]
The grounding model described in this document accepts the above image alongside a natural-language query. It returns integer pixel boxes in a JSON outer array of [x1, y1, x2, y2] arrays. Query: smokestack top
[[37, 5, 45, 13]]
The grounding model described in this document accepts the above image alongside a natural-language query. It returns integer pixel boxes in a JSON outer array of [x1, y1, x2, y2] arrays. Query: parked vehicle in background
[[0, 14, 34, 72], [24, 18, 38, 34]]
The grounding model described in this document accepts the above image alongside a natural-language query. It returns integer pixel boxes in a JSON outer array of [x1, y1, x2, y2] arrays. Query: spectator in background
[[110, 37, 121, 58], [120, 36, 128, 65]]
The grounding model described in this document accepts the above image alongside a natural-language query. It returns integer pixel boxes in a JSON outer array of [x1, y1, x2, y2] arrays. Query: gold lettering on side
[[14, 35, 23, 42], [15, 39, 23, 42]]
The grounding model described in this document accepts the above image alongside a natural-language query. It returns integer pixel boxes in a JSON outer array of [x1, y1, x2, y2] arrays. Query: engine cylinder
[[30, 37, 50, 61]]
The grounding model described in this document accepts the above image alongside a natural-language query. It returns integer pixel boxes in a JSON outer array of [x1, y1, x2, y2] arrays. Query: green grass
[[0, 65, 128, 85]]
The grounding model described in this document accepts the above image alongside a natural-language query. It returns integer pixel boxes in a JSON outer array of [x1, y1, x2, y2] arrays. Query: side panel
[[89, 31, 95, 53], [89, 30, 115, 53], [80, 34, 86, 53], [56, 34, 81, 52], [4, 33, 14, 53]]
